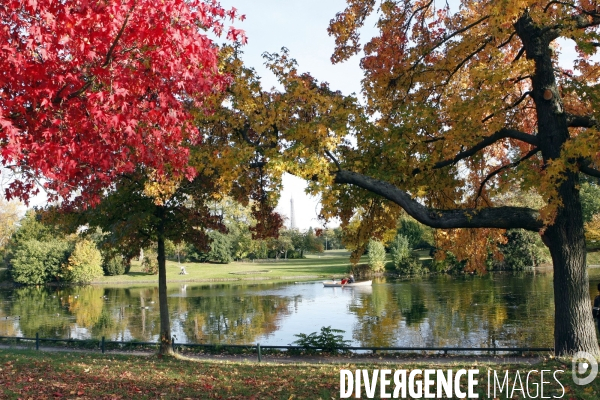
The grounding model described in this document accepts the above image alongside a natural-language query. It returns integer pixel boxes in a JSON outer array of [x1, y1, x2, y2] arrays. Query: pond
[[2, 267, 600, 348]]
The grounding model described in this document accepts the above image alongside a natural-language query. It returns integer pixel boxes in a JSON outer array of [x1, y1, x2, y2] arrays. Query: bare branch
[[445, 38, 492, 84], [248, 161, 267, 169], [64, 5, 135, 101], [497, 31, 517, 49], [513, 46, 526, 62], [324, 149, 342, 171], [566, 113, 599, 128], [544, 1, 578, 13], [580, 164, 600, 178], [237, 123, 257, 146], [103, 6, 135, 67], [391, 15, 490, 90], [413, 128, 539, 175], [482, 91, 531, 123], [476, 147, 540, 199], [411, 15, 490, 72]]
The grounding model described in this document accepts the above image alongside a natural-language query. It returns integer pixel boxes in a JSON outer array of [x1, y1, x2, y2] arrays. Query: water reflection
[[0, 268, 599, 348]]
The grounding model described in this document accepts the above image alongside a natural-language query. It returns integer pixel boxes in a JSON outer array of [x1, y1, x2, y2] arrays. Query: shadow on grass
[[124, 272, 154, 277]]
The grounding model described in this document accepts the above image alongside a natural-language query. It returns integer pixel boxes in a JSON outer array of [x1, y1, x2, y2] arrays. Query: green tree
[[317, 228, 342, 250], [496, 230, 550, 271], [51, 171, 225, 354], [0, 198, 21, 253], [102, 253, 129, 276], [251, 239, 270, 259], [4, 211, 56, 264], [10, 239, 72, 285], [269, 231, 294, 259], [581, 182, 600, 224], [304, 228, 324, 254], [397, 217, 433, 249], [366, 239, 386, 273], [207, 231, 233, 263], [390, 234, 422, 275], [208, 197, 256, 261]]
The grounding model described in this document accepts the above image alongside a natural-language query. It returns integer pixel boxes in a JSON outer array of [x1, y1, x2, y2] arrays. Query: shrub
[[349, 263, 371, 277], [64, 240, 103, 284], [4, 211, 58, 270], [367, 239, 387, 272], [102, 253, 129, 276], [397, 255, 423, 275], [10, 239, 72, 284], [291, 326, 351, 354], [432, 251, 466, 274], [496, 229, 550, 270], [142, 251, 158, 274]]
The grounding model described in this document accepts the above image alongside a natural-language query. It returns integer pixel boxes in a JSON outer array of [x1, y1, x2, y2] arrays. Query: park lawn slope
[[93, 250, 362, 284], [90, 248, 600, 285], [0, 349, 598, 399]]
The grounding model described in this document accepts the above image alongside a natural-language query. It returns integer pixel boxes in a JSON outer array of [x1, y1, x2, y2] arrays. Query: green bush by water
[[291, 326, 351, 354]]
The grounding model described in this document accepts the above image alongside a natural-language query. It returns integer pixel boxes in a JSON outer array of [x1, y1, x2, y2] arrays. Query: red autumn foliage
[[0, 0, 245, 204]]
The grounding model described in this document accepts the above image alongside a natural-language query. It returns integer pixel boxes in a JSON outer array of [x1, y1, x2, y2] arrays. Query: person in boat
[[341, 278, 348, 285], [348, 274, 355, 284]]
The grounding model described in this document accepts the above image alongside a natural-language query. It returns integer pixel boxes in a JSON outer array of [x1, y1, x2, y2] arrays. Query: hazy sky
[[218, 0, 376, 230]]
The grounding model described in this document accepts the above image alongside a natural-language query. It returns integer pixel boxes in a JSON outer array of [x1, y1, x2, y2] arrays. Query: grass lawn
[[589, 251, 600, 265], [0, 349, 597, 399], [93, 250, 360, 285], [89, 248, 600, 285]]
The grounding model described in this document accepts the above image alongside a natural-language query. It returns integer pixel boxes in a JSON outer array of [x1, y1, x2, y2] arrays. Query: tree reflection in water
[[1, 268, 597, 347]]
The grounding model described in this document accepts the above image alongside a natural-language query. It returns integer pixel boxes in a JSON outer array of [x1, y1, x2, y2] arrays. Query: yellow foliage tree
[[0, 197, 22, 250], [585, 214, 600, 246], [64, 240, 103, 284], [219, 2, 600, 356]]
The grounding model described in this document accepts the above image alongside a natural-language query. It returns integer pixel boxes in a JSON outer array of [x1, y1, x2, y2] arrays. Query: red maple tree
[[0, 0, 245, 204]]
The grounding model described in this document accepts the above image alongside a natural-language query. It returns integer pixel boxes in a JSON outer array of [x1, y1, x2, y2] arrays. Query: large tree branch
[[334, 170, 543, 231], [574, 12, 600, 29], [580, 163, 600, 178], [567, 113, 599, 128], [413, 128, 539, 175]]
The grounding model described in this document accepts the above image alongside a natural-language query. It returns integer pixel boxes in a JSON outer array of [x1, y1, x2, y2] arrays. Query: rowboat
[[322, 280, 372, 288]]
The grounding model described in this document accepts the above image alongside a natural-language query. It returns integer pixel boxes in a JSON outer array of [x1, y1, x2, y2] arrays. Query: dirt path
[[0, 344, 545, 366]]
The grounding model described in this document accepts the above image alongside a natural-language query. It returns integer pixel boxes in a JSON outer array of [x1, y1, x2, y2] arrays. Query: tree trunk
[[514, 12, 599, 356], [544, 180, 599, 355], [157, 207, 173, 356]]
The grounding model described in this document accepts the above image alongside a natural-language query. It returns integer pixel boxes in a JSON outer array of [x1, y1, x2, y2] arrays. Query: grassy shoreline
[[1, 348, 597, 399], [2, 249, 599, 288]]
